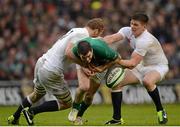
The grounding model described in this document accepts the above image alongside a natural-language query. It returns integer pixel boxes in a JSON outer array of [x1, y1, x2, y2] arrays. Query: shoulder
[[118, 27, 132, 38], [118, 27, 131, 33], [137, 30, 154, 45], [84, 37, 106, 44], [69, 28, 89, 44], [71, 28, 89, 36]]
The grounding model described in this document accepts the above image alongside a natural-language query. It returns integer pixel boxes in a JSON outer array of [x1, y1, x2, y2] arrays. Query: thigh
[[38, 68, 72, 103], [143, 70, 161, 84], [87, 78, 101, 94], [33, 57, 46, 95], [143, 65, 169, 84], [76, 66, 90, 91]]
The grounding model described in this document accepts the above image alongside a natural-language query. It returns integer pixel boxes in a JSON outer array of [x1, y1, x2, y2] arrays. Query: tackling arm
[[117, 52, 143, 69], [89, 55, 122, 72], [65, 42, 87, 67], [103, 33, 124, 44]]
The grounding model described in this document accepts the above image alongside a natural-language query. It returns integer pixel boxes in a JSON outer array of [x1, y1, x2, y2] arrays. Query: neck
[[135, 29, 146, 38]]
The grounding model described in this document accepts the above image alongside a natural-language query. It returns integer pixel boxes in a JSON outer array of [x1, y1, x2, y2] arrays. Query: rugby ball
[[105, 66, 125, 88]]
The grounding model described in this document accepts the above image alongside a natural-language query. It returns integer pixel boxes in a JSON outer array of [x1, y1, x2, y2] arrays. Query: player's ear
[[143, 22, 147, 28], [93, 29, 99, 36], [144, 24, 146, 28]]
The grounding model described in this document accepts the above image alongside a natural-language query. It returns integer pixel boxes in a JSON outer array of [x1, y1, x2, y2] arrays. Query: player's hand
[[82, 67, 95, 76], [88, 63, 105, 73], [88, 64, 97, 72], [88, 64, 101, 72]]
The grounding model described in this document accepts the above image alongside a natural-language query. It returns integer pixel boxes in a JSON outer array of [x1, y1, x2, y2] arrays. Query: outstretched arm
[[103, 33, 124, 44]]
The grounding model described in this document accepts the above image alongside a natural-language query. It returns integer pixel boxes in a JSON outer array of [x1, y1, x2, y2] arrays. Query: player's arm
[[65, 42, 87, 67], [103, 33, 124, 44], [89, 55, 122, 72], [82, 67, 96, 76], [117, 52, 143, 69]]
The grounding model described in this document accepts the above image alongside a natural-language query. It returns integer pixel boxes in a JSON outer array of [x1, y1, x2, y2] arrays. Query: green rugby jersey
[[72, 37, 118, 66]]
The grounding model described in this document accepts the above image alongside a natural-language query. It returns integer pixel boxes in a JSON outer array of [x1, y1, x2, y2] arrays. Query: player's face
[[79, 50, 93, 64], [130, 20, 146, 37]]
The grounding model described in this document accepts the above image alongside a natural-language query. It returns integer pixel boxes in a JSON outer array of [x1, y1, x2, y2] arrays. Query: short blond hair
[[86, 18, 104, 32]]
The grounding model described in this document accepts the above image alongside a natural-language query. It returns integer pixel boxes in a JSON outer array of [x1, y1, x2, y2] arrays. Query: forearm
[[103, 33, 124, 44], [102, 61, 116, 71], [118, 59, 137, 69], [88, 61, 112, 73], [117, 52, 143, 69], [66, 53, 84, 67], [65, 43, 87, 67], [103, 36, 114, 44]]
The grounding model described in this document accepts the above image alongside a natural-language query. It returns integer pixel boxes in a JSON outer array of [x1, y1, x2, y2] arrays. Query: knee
[[112, 83, 124, 91], [29, 91, 44, 103], [58, 92, 73, 110], [64, 100, 72, 109], [84, 92, 94, 104], [59, 99, 72, 110], [78, 84, 90, 92], [143, 78, 155, 90], [143, 78, 151, 86]]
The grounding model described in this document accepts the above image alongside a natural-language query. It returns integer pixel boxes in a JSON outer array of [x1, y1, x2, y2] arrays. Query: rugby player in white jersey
[[68, 13, 169, 125], [103, 13, 169, 125], [7, 18, 104, 125]]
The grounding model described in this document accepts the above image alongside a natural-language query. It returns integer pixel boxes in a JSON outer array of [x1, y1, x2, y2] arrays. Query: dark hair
[[77, 41, 91, 55], [131, 13, 149, 23]]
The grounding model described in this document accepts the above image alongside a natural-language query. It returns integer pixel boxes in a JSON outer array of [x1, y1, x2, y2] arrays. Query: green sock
[[73, 102, 81, 110], [77, 101, 90, 117]]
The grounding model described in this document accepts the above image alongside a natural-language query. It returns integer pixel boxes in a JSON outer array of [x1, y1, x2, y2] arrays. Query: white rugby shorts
[[131, 64, 169, 84], [33, 57, 72, 103]]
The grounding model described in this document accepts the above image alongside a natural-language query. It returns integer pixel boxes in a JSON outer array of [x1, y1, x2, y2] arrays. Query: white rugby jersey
[[118, 27, 168, 66], [42, 28, 89, 71]]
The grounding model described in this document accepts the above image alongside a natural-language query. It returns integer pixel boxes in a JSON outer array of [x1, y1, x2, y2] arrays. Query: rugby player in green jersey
[[68, 37, 122, 125]]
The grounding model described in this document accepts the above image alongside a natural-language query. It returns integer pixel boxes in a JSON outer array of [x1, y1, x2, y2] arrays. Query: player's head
[[77, 41, 93, 64], [86, 18, 104, 37], [130, 13, 149, 37]]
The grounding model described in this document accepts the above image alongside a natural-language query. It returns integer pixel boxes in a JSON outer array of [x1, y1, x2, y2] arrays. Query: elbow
[[65, 50, 69, 58], [127, 61, 138, 69], [127, 65, 136, 69], [131, 62, 137, 68], [119, 59, 138, 69]]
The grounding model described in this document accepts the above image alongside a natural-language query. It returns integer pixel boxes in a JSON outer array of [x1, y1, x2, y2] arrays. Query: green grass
[[0, 103, 180, 126]]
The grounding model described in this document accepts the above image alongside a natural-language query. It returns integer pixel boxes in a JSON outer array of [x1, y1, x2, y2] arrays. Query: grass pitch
[[0, 103, 180, 126]]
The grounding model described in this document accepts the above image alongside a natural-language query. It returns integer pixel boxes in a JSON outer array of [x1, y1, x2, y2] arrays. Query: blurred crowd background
[[0, 0, 179, 81]]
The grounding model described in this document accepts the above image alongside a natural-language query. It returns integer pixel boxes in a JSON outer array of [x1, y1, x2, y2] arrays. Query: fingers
[[82, 67, 96, 76]]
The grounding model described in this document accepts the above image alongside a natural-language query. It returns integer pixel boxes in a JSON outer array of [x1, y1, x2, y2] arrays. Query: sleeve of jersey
[[118, 27, 131, 38], [71, 31, 89, 44], [134, 40, 150, 56]]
